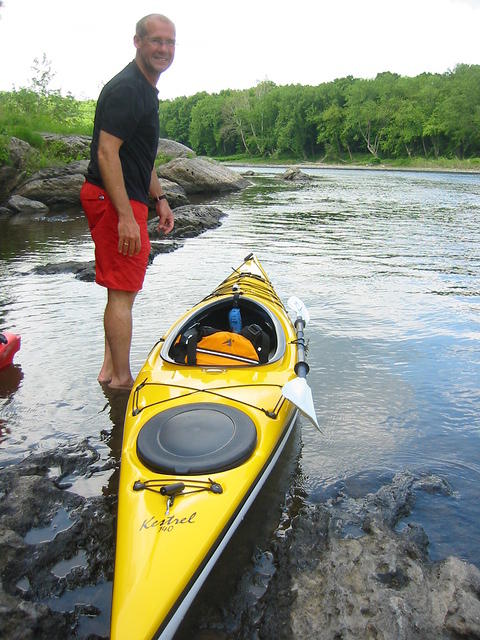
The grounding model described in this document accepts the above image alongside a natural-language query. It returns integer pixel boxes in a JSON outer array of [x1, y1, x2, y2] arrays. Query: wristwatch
[[154, 194, 167, 203]]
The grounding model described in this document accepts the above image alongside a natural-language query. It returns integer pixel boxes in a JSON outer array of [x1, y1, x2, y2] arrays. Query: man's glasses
[[144, 37, 176, 48]]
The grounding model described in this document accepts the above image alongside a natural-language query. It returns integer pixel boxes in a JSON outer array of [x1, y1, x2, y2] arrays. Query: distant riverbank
[[221, 157, 480, 175]]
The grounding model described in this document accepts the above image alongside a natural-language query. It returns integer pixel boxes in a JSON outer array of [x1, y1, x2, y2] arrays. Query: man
[[80, 14, 175, 389]]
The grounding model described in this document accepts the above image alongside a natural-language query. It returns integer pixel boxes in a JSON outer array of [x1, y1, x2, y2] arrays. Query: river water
[[1, 166, 480, 635]]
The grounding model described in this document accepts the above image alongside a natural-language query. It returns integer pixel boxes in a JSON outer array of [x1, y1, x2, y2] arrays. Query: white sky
[[0, 0, 479, 101]]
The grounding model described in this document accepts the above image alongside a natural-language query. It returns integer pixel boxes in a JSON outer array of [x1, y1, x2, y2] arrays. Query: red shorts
[[80, 181, 151, 292]]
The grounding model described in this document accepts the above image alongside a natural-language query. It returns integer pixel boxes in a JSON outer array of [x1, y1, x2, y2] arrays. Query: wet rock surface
[[157, 138, 194, 159], [188, 471, 480, 640], [14, 162, 89, 209], [281, 168, 313, 181], [1, 135, 248, 213], [156, 157, 252, 194], [282, 473, 480, 640], [7, 195, 49, 217], [30, 205, 225, 282], [0, 137, 32, 203], [148, 204, 226, 240], [1, 446, 480, 640], [0, 441, 116, 640]]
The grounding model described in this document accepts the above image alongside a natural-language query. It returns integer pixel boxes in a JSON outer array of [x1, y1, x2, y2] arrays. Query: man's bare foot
[[108, 378, 134, 391], [98, 365, 112, 384]]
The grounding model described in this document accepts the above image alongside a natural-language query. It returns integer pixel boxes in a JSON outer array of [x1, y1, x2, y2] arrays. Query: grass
[[0, 91, 96, 172], [387, 156, 480, 171], [215, 153, 480, 172]]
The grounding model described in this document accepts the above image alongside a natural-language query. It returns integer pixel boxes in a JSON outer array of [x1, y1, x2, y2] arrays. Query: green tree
[[220, 91, 255, 154], [189, 94, 224, 155], [159, 93, 207, 146], [344, 73, 402, 158], [436, 65, 480, 157], [274, 86, 307, 157], [416, 73, 446, 158]]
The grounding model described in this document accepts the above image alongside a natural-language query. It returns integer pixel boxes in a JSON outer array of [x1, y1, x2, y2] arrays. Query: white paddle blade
[[287, 296, 310, 325], [282, 377, 321, 431]]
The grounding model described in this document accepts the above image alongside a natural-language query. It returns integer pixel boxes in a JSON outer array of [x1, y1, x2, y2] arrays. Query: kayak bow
[[111, 254, 318, 639]]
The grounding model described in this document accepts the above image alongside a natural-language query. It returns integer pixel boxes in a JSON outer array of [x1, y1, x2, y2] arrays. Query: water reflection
[[0, 365, 23, 399], [1, 167, 480, 572], [98, 385, 130, 496], [0, 213, 89, 261], [0, 365, 23, 445]]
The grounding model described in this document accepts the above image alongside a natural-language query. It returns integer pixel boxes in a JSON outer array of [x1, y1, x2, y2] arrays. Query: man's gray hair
[[136, 14, 175, 38]]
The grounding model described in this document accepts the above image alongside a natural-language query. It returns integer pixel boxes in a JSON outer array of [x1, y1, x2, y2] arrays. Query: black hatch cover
[[136, 403, 257, 475]]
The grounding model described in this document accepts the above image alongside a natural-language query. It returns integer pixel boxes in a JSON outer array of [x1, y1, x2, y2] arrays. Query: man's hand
[[156, 198, 174, 235], [118, 215, 141, 255]]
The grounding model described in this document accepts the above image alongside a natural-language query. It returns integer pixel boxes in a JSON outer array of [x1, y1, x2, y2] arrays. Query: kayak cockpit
[[136, 402, 257, 474], [161, 296, 286, 366]]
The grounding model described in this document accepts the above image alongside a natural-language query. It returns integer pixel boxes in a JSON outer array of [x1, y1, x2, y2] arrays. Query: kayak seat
[[171, 325, 267, 366], [168, 298, 277, 365], [136, 403, 257, 475]]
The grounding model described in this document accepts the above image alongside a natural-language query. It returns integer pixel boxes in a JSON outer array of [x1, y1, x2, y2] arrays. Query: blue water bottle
[[228, 292, 242, 333]]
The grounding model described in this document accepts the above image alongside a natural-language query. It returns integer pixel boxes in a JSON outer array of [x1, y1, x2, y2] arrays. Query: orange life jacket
[[191, 331, 259, 366], [172, 322, 271, 366]]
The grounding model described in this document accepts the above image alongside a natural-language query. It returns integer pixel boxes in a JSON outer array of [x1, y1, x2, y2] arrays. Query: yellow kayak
[[110, 253, 318, 640]]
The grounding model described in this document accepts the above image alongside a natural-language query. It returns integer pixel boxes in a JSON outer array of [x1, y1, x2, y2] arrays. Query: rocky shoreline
[[1, 441, 479, 639], [0, 135, 254, 280], [31, 204, 228, 283], [0, 136, 251, 213], [0, 136, 317, 283]]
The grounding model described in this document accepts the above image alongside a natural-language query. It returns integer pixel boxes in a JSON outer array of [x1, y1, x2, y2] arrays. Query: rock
[[7, 137, 32, 168], [0, 206, 13, 219], [242, 170, 256, 176], [289, 519, 480, 640], [0, 591, 73, 640], [3, 141, 248, 212], [0, 166, 24, 205], [442, 557, 480, 637], [32, 247, 180, 282], [12, 161, 188, 211], [157, 138, 195, 159], [252, 471, 480, 640], [148, 204, 226, 239], [156, 157, 251, 194], [2, 442, 480, 640], [153, 179, 188, 209], [183, 471, 480, 640], [7, 195, 49, 217], [19, 160, 89, 182], [40, 134, 91, 159], [15, 170, 87, 209], [149, 241, 182, 262], [33, 261, 96, 282], [0, 442, 115, 639], [0, 137, 34, 204], [280, 168, 312, 181], [32, 205, 225, 281]]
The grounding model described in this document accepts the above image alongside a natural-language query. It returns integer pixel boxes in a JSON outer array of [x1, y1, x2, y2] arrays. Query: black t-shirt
[[86, 61, 159, 204]]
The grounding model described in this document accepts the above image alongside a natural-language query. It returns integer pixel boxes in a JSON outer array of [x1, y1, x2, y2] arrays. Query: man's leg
[[103, 289, 138, 389], [97, 337, 113, 384]]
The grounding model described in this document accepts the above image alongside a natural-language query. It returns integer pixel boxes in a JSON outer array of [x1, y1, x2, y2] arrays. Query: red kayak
[[0, 332, 21, 369]]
